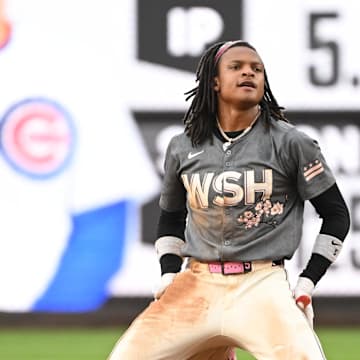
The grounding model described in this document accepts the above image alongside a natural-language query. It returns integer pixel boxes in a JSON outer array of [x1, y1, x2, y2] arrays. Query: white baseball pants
[[107, 259, 326, 360]]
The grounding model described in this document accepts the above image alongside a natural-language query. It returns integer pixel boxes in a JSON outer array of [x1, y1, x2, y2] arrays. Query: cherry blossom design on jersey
[[237, 196, 287, 229]]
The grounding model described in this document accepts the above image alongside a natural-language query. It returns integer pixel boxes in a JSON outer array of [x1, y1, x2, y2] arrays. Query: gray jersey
[[159, 115, 335, 262]]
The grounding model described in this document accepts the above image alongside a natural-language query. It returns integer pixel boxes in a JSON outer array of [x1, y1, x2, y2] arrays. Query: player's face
[[214, 46, 265, 110]]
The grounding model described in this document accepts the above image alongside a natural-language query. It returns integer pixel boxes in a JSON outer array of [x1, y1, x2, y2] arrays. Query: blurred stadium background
[[0, 0, 359, 359]]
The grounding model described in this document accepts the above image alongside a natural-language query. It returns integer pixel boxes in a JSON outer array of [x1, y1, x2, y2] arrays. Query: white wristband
[[312, 234, 343, 262], [155, 236, 184, 259]]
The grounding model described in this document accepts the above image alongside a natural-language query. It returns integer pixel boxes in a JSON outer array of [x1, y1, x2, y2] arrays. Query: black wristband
[[159, 254, 183, 275], [300, 253, 332, 285]]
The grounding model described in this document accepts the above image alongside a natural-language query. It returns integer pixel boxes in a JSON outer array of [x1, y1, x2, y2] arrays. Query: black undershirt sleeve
[[156, 208, 187, 275], [310, 183, 350, 240], [156, 208, 187, 240], [300, 183, 350, 285]]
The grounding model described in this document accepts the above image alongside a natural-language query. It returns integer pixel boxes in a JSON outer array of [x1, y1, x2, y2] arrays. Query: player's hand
[[153, 273, 177, 300], [294, 277, 315, 328]]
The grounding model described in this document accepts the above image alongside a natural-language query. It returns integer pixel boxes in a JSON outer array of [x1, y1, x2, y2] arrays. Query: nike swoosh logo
[[331, 240, 340, 246], [188, 150, 204, 159]]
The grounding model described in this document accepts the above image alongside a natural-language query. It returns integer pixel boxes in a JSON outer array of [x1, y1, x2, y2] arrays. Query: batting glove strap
[[155, 236, 184, 259]]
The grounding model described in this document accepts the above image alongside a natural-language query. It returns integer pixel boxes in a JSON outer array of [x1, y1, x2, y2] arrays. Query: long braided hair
[[183, 40, 288, 146]]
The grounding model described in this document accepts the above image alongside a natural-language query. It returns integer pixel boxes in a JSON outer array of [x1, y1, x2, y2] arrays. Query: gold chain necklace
[[217, 109, 261, 150]]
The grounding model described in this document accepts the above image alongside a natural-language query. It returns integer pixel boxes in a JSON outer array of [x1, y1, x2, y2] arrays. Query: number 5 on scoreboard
[[308, 12, 339, 87]]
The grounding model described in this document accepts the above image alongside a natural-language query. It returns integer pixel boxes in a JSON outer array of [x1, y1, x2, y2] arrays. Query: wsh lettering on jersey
[[182, 169, 273, 208]]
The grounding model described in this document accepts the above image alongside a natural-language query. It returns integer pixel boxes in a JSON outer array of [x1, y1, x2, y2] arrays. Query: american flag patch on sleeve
[[303, 160, 324, 181]]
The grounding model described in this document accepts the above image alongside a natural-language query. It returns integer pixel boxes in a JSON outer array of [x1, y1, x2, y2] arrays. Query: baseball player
[[107, 41, 350, 359]]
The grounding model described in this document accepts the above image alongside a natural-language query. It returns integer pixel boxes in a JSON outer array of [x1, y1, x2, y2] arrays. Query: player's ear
[[213, 77, 220, 92]]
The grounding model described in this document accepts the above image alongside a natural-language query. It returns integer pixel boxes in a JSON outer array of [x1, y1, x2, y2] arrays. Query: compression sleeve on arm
[[155, 208, 187, 275], [300, 183, 350, 285]]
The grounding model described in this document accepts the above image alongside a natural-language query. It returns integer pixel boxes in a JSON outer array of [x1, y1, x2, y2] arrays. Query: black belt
[[272, 259, 284, 266]]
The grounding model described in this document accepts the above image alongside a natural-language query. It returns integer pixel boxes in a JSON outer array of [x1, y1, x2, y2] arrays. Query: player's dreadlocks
[[183, 40, 288, 146]]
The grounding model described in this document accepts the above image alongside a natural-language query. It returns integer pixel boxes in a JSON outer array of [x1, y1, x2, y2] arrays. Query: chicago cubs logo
[[0, 98, 76, 179]]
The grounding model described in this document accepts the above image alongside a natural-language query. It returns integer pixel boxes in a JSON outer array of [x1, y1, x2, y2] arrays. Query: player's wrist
[[160, 253, 183, 275], [295, 276, 315, 294], [300, 253, 331, 286], [155, 236, 184, 274]]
